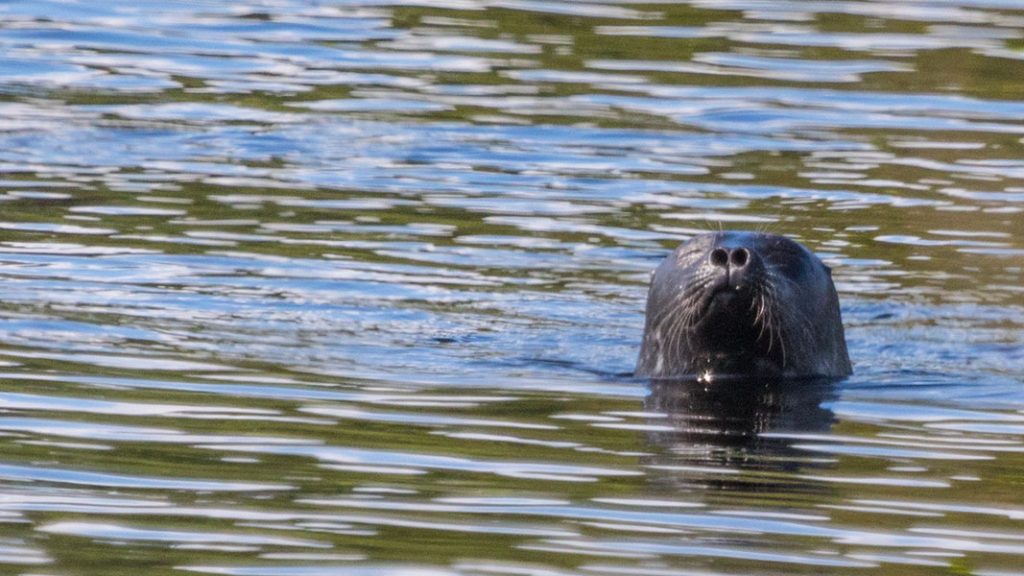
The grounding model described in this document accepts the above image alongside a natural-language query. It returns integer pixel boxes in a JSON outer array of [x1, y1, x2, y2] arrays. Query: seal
[[635, 231, 851, 380]]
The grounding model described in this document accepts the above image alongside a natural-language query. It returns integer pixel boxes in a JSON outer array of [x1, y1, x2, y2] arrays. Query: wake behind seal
[[635, 231, 851, 380]]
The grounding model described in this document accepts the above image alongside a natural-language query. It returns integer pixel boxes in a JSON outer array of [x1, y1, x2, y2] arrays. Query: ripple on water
[[0, 463, 290, 492]]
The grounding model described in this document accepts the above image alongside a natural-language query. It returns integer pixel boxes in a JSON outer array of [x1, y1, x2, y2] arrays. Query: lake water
[[0, 1, 1022, 574]]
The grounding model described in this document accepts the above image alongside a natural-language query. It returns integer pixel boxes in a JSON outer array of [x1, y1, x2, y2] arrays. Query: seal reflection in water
[[644, 379, 837, 484], [636, 231, 852, 380]]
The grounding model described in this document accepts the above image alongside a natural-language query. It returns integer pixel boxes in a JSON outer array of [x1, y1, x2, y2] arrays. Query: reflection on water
[[0, 0, 1021, 574], [645, 379, 836, 463]]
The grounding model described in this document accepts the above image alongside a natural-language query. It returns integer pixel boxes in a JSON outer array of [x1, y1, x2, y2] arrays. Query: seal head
[[635, 231, 851, 380]]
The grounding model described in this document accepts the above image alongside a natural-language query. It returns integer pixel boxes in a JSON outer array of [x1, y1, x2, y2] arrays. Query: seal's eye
[[766, 241, 807, 278]]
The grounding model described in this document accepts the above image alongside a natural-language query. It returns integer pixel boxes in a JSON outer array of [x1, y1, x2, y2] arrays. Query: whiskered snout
[[636, 231, 852, 380]]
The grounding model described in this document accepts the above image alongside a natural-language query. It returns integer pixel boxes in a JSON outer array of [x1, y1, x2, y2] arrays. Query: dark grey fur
[[636, 231, 851, 380]]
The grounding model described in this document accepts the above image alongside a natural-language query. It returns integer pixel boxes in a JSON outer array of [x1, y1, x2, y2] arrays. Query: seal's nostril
[[730, 247, 749, 268], [710, 248, 729, 268]]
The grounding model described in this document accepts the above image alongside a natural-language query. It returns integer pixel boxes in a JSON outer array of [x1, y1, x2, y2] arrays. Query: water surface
[[0, 1, 1022, 575]]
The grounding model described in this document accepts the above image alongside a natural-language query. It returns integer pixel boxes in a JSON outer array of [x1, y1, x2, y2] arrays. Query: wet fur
[[636, 232, 852, 380]]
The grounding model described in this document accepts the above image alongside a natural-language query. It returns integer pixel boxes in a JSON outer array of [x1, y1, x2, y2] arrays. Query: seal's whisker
[[650, 275, 710, 369], [754, 290, 770, 343], [648, 276, 707, 334]]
